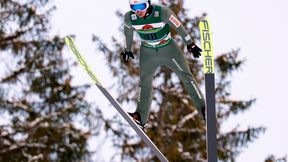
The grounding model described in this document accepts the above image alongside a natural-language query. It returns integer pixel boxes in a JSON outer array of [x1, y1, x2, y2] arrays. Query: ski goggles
[[130, 2, 149, 12]]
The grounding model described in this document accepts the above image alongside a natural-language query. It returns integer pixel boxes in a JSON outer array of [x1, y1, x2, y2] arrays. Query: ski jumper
[[124, 5, 205, 124]]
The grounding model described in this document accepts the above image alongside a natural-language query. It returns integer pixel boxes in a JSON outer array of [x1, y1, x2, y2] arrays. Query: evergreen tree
[[0, 0, 102, 161], [92, 0, 266, 161], [265, 155, 287, 162], [2, 0, 283, 162]]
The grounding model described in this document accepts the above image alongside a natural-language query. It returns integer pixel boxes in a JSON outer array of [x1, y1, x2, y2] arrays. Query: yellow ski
[[65, 36, 169, 162]]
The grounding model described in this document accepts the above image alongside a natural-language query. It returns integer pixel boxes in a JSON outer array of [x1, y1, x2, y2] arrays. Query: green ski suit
[[124, 5, 205, 124]]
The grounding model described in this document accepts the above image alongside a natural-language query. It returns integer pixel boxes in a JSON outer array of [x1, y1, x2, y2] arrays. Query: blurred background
[[0, 0, 287, 161]]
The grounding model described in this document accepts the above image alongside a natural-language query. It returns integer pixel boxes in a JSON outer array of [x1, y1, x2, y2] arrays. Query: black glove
[[120, 50, 134, 63], [187, 42, 202, 58]]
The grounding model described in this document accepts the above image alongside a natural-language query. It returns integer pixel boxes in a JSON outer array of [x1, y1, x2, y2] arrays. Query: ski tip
[[65, 35, 79, 47], [64, 36, 74, 45], [63, 35, 103, 87], [199, 18, 215, 74]]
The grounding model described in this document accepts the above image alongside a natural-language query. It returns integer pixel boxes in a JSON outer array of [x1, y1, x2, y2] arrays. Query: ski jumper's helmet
[[129, 0, 150, 12]]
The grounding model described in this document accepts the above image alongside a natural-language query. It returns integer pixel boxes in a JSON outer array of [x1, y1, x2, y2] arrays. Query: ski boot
[[128, 112, 146, 130]]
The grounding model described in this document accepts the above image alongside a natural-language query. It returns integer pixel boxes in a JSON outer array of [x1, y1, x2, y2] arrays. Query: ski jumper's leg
[[136, 46, 159, 124], [161, 41, 205, 117]]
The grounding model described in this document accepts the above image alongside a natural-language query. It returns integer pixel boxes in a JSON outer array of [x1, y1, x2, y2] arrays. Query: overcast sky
[[51, 0, 288, 161]]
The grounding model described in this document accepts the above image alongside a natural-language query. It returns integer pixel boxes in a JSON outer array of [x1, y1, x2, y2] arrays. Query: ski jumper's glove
[[187, 42, 202, 58], [120, 50, 134, 63]]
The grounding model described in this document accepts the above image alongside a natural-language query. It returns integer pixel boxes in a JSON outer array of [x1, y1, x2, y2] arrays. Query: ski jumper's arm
[[124, 12, 134, 52], [162, 6, 193, 45]]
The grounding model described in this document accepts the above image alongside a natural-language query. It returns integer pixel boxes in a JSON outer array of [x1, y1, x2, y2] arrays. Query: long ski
[[199, 19, 218, 162], [64, 36, 169, 162]]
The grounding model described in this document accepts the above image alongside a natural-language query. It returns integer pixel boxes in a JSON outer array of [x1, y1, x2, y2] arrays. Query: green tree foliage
[[92, 0, 266, 161], [0, 0, 102, 161], [265, 155, 287, 162]]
